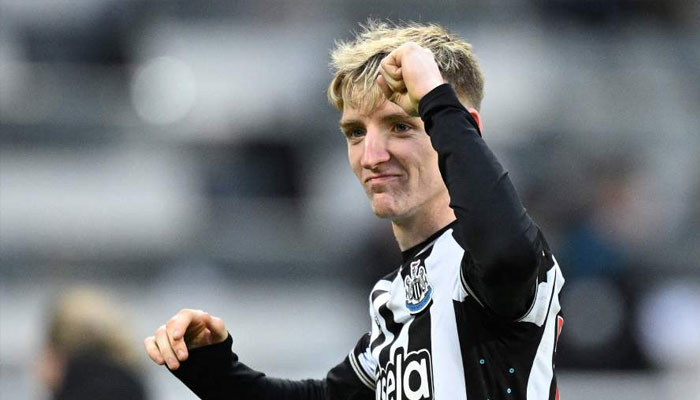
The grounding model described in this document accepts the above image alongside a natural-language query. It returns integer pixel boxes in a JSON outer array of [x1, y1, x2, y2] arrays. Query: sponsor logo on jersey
[[376, 348, 434, 400], [403, 260, 433, 313]]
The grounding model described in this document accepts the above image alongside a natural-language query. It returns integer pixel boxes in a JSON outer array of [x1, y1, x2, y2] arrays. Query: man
[[41, 287, 147, 400], [144, 21, 564, 400]]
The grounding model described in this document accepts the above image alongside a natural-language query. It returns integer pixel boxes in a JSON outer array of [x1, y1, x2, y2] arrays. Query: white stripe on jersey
[[357, 347, 377, 383], [526, 260, 564, 399], [518, 257, 562, 327], [387, 271, 413, 362], [369, 283, 394, 367], [426, 230, 468, 400]]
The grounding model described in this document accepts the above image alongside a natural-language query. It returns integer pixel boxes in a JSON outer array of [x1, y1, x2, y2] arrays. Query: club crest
[[403, 260, 433, 313]]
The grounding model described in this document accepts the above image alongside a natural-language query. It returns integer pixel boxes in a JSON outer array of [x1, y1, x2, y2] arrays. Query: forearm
[[170, 335, 327, 400], [419, 84, 541, 317]]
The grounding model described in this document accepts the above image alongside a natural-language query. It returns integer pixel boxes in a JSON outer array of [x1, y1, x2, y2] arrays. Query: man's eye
[[394, 123, 411, 133], [346, 128, 365, 139]]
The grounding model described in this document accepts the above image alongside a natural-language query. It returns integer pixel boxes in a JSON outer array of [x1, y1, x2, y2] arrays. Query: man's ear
[[467, 108, 483, 133]]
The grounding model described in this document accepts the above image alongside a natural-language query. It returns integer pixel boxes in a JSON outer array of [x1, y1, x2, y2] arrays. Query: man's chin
[[370, 198, 400, 219], [372, 208, 395, 219]]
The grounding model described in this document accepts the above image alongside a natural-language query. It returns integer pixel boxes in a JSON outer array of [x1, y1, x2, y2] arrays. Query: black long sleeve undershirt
[[171, 335, 327, 400], [171, 334, 374, 400], [419, 83, 541, 319]]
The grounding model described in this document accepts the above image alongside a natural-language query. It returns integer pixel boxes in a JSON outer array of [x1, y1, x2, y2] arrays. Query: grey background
[[1, 0, 699, 399]]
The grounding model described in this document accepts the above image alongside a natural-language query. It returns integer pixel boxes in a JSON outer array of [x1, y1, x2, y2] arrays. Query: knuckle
[[404, 41, 420, 50]]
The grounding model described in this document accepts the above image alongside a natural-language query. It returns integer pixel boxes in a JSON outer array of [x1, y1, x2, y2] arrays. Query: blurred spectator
[[555, 155, 650, 370], [37, 286, 147, 400]]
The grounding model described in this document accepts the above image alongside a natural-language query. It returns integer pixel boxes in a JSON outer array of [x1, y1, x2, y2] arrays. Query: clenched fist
[[377, 42, 445, 116], [143, 309, 228, 370]]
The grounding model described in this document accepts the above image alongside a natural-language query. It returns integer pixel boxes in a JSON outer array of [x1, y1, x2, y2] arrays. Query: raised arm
[[378, 43, 546, 319], [418, 84, 544, 319]]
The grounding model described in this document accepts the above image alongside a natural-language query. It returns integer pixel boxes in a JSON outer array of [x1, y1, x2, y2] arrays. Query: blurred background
[[1, 0, 699, 399]]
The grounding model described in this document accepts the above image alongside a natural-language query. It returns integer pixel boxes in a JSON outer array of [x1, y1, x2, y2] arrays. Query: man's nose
[[360, 129, 390, 169]]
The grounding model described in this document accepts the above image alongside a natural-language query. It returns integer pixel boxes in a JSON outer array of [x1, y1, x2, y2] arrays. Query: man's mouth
[[365, 174, 401, 184]]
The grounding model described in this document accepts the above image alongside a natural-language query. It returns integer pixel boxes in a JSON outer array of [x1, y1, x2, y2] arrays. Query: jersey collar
[[400, 220, 457, 263]]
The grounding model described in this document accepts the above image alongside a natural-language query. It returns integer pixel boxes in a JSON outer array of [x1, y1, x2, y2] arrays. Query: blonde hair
[[46, 286, 139, 368], [328, 20, 484, 113]]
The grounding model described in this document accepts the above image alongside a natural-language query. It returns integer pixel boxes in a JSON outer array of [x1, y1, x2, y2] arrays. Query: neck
[[391, 194, 456, 251]]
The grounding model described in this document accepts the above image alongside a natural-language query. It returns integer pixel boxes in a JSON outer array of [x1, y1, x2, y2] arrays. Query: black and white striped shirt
[[348, 223, 564, 400]]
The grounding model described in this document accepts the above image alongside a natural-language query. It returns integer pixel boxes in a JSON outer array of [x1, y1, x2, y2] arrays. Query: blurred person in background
[[38, 286, 147, 400], [144, 21, 564, 400]]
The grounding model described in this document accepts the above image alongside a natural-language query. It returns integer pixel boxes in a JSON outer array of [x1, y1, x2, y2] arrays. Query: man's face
[[340, 99, 448, 221]]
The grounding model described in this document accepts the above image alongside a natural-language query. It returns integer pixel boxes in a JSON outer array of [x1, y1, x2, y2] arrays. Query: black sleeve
[[418, 83, 547, 320], [327, 333, 376, 400], [170, 334, 374, 400]]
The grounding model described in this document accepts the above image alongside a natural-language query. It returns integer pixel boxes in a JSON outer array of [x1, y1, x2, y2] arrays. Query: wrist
[[417, 77, 446, 102]]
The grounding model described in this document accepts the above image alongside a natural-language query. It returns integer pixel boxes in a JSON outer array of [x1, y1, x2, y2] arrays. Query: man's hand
[[144, 309, 228, 370], [377, 42, 445, 116]]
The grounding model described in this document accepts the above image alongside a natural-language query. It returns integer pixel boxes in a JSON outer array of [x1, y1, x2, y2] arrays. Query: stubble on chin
[[372, 206, 393, 219], [369, 193, 401, 219]]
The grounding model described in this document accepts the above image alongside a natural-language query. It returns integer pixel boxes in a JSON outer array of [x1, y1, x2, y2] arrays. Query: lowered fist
[[144, 309, 228, 370]]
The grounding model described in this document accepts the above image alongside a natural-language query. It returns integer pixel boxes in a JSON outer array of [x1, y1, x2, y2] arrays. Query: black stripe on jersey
[[373, 294, 403, 360], [453, 299, 542, 399], [370, 288, 390, 354]]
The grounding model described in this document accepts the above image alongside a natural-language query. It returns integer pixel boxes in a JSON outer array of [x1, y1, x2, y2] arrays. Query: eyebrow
[[339, 112, 416, 128], [339, 119, 362, 129]]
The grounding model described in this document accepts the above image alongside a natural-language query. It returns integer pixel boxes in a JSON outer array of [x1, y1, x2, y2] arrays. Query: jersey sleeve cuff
[[348, 333, 375, 390], [348, 349, 375, 390], [170, 333, 234, 378], [418, 83, 481, 136]]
